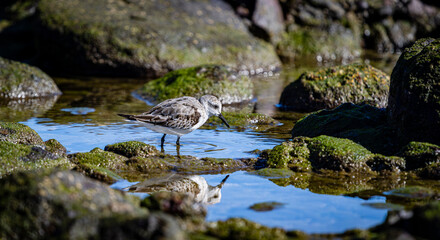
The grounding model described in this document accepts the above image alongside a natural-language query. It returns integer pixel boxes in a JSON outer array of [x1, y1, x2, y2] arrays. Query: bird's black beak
[[218, 113, 230, 128]]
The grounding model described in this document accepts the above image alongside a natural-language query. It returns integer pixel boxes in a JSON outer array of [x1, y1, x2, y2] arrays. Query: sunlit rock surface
[[35, 0, 280, 77], [0, 57, 61, 99], [279, 64, 389, 112]]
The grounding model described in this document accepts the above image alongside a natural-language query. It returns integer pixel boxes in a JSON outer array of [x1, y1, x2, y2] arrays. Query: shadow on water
[[6, 55, 433, 234]]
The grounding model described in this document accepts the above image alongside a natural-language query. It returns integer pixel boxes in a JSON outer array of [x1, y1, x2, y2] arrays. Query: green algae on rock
[[0, 57, 61, 99], [398, 141, 440, 170], [204, 218, 288, 240], [267, 137, 311, 171], [0, 121, 44, 145], [35, 0, 280, 77], [135, 65, 253, 104], [387, 38, 440, 145], [0, 170, 154, 239], [0, 141, 73, 176], [291, 103, 399, 155], [279, 64, 390, 112], [104, 141, 159, 158], [205, 111, 278, 130]]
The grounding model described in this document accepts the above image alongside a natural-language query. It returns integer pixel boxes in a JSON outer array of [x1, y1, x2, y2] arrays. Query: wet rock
[[205, 218, 288, 240], [0, 122, 72, 176], [0, 57, 61, 99], [249, 168, 295, 179], [0, 122, 44, 145], [205, 111, 278, 130], [44, 138, 66, 158], [0, 141, 72, 176], [387, 38, 440, 145], [249, 201, 284, 212], [35, 0, 280, 77], [252, 0, 285, 42], [291, 103, 399, 155], [307, 135, 373, 172], [104, 141, 159, 158], [0, 170, 151, 239], [398, 141, 440, 170], [142, 191, 206, 232], [135, 64, 253, 105], [279, 64, 390, 112], [267, 137, 311, 171], [278, 1, 362, 63], [70, 143, 258, 181], [366, 155, 405, 172], [267, 135, 374, 172], [375, 200, 440, 239]]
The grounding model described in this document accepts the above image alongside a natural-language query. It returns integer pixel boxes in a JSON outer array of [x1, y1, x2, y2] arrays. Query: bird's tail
[[117, 113, 135, 120]]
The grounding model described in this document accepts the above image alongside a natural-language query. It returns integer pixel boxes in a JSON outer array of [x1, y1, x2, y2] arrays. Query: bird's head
[[199, 95, 230, 128]]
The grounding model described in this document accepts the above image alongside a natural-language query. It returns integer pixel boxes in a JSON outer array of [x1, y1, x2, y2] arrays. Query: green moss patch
[[205, 112, 278, 130], [135, 65, 253, 104], [279, 64, 390, 111], [291, 103, 399, 155], [104, 141, 159, 158]]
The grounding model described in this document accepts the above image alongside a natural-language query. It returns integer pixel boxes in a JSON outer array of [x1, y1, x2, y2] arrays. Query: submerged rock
[[0, 57, 61, 99], [387, 38, 440, 145], [70, 141, 258, 182], [205, 111, 278, 130], [135, 65, 253, 105], [279, 64, 390, 112], [291, 103, 399, 154], [35, 0, 280, 77], [249, 201, 284, 212]]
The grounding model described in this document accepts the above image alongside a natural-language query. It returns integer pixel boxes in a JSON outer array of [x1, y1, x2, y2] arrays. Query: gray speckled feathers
[[124, 96, 204, 130]]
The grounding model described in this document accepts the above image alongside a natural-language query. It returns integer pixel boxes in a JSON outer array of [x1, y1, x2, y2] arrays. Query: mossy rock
[[135, 65, 253, 104], [277, 23, 362, 63], [387, 38, 440, 145], [307, 135, 374, 172], [366, 155, 405, 172], [0, 170, 150, 239], [0, 57, 61, 99], [418, 162, 440, 180], [291, 103, 399, 155], [279, 64, 390, 112], [35, 0, 280, 77], [104, 141, 159, 158], [44, 138, 66, 158], [267, 137, 311, 171], [248, 168, 296, 179], [205, 111, 278, 130], [0, 122, 44, 145], [398, 141, 440, 170], [205, 218, 288, 240], [0, 141, 73, 176]]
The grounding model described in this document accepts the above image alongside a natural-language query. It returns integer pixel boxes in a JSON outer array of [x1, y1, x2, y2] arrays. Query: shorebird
[[118, 95, 230, 148]]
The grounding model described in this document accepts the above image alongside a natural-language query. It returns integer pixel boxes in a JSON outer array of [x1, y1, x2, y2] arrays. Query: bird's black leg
[[176, 136, 181, 146], [161, 134, 166, 150]]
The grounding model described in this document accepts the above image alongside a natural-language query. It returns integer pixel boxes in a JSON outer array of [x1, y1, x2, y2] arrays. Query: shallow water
[[5, 57, 420, 234]]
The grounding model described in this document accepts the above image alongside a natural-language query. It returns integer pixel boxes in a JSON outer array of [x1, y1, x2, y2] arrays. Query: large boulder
[[0, 170, 185, 240], [0, 57, 61, 99], [35, 0, 280, 77], [291, 103, 399, 154], [279, 64, 390, 112], [387, 38, 440, 145], [135, 65, 253, 105]]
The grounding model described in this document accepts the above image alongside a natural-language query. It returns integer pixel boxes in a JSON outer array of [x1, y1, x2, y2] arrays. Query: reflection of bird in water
[[127, 174, 229, 205]]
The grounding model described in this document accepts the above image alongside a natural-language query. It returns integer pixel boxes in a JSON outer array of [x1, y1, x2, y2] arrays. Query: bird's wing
[[132, 97, 203, 130]]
